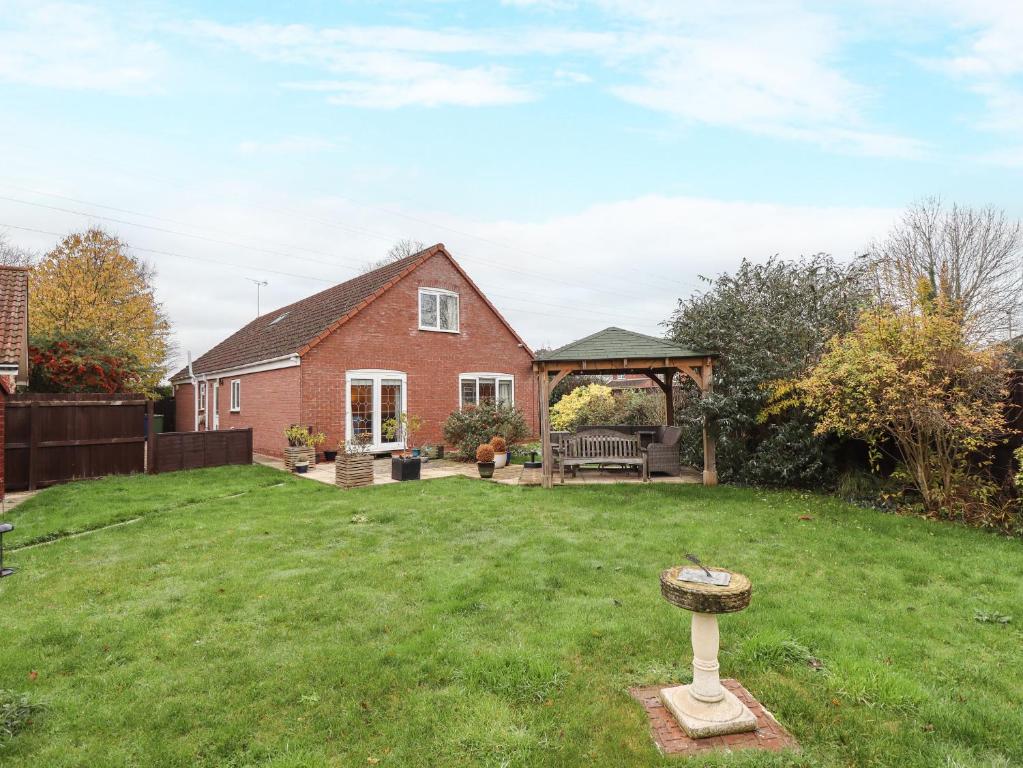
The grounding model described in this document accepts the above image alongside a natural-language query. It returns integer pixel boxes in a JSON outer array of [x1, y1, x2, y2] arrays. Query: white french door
[[345, 370, 407, 452]]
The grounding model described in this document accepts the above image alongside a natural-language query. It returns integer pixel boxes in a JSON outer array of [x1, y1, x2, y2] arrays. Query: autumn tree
[[30, 228, 171, 394], [870, 199, 1023, 342], [802, 288, 1007, 513]]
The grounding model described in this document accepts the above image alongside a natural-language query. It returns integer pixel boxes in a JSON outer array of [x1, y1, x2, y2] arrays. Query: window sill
[[230, 409, 240, 413], [418, 326, 460, 334]]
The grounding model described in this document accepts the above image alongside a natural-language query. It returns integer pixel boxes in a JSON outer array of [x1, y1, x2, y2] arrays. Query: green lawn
[[0, 466, 1020, 767]]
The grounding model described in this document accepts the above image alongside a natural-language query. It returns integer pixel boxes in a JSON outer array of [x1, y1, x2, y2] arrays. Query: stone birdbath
[[659, 564, 756, 739]]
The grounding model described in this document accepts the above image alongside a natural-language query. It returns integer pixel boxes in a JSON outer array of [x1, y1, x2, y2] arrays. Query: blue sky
[[1, 1, 1021, 367]]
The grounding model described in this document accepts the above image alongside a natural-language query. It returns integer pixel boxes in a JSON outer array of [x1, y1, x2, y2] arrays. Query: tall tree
[[30, 228, 172, 393], [870, 199, 1023, 341], [667, 254, 870, 486]]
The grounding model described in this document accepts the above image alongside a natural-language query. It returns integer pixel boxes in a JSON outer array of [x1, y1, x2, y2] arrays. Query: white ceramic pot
[[493, 452, 508, 469]]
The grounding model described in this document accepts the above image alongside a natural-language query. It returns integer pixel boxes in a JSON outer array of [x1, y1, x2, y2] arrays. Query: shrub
[[1015, 446, 1023, 491], [667, 254, 869, 487], [443, 401, 529, 460], [1, 689, 43, 746], [802, 298, 1006, 515], [284, 425, 310, 447], [490, 435, 507, 453], [550, 384, 615, 430], [476, 443, 495, 463]]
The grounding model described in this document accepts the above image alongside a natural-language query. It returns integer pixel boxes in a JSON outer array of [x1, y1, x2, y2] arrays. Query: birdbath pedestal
[[659, 565, 756, 739]]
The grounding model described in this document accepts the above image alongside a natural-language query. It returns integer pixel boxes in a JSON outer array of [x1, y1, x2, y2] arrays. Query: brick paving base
[[630, 680, 799, 756]]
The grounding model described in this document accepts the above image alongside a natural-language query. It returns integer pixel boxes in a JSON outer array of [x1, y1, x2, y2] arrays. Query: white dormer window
[[419, 288, 459, 333]]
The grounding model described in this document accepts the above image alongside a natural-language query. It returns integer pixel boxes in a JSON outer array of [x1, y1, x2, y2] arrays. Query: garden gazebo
[[533, 327, 718, 489]]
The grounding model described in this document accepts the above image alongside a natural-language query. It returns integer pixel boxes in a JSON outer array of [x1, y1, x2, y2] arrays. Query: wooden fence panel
[[4, 393, 148, 491], [151, 429, 252, 474]]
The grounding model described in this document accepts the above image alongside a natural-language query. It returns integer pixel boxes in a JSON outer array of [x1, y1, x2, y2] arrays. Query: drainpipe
[[187, 352, 198, 431]]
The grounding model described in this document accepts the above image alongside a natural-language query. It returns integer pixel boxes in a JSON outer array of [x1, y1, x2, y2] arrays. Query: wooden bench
[[558, 428, 648, 484]]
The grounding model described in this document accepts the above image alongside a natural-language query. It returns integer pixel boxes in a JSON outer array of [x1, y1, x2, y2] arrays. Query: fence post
[[146, 400, 155, 474], [28, 400, 39, 491], [246, 428, 253, 465]]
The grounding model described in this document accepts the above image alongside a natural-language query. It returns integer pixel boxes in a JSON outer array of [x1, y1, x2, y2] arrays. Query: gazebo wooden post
[[701, 360, 718, 486], [662, 369, 675, 427], [538, 367, 554, 488]]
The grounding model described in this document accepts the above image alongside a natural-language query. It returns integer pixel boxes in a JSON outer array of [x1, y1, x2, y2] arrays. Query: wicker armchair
[[645, 426, 683, 476]]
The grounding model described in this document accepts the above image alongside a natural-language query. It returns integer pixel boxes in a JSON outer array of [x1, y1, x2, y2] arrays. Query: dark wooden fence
[[3, 395, 254, 491], [150, 429, 253, 474], [4, 393, 148, 491]]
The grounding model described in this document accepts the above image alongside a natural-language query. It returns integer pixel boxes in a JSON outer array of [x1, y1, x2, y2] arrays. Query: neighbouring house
[[171, 244, 537, 457], [0, 266, 30, 499]]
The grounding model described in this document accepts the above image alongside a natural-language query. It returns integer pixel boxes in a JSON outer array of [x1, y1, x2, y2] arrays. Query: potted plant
[[307, 430, 326, 463], [490, 436, 508, 469], [335, 433, 374, 489], [284, 425, 311, 471], [476, 443, 495, 478], [294, 458, 310, 474], [383, 413, 424, 481]]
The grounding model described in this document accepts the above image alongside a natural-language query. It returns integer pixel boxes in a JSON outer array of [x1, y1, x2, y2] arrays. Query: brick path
[[630, 680, 799, 756]]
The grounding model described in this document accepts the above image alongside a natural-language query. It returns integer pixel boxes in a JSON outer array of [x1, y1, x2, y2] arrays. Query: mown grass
[[0, 466, 1020, 767]]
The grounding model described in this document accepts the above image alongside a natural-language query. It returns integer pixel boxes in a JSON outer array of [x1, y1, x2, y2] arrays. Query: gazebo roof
[[535, 327, 713, 363]]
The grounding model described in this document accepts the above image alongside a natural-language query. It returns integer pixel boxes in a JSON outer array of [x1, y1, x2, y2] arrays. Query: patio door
[[345, 370, 407, 452]]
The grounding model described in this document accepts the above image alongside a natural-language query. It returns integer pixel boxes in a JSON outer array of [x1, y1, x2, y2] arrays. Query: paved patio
[[255, 455, 701, 487]]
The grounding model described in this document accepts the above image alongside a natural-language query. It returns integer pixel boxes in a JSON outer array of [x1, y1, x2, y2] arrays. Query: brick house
[[0, 266, 30, 499], [171, 244, 537, 457]]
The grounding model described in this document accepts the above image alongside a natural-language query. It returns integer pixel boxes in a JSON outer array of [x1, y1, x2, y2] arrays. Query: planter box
[[391, 456, 422, 481], [336, 454, 374, 489]]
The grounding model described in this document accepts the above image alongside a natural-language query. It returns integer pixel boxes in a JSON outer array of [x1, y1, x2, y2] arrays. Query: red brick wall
[[301, 252, 537, 451], [174, 367, 302, 457], [0, 384, 5, 500], [174, 382, 194, 432]]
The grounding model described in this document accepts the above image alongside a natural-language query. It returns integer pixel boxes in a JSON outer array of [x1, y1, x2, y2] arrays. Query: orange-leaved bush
[[489, 435, 507, 452], [802, 291, 1006, 514], [475, 443, 495, 463]]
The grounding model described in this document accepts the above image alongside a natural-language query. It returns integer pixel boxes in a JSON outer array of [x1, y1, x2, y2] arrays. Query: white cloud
[[0, 1, 164, 91], [598, 3, 926, 158]]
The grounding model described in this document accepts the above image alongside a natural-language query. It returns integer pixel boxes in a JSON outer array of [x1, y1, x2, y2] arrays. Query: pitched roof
[[535, 327, 712, 362], [173, 244, 445, 380], [0, 266, 29, 371]]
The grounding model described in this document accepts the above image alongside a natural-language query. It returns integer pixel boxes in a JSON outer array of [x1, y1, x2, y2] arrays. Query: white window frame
[[459, 373, 514, 409], [230, 379, 241, 412], [345, 369, 408, 452], [418, 287, 460, 333], [198, 381, 207, 412]]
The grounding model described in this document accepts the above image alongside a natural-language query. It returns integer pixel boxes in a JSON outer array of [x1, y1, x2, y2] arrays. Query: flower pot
[[493, 452, 507, 469], [336, 453, 374, 489], [391, 456, 422, 481], [477, 461, 495, 479], [295, 462, 309, 474], [284, 445, 306, 472], [323, 450, 338, 462]]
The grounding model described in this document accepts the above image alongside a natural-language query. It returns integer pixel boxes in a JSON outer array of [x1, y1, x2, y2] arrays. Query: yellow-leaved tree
[[29, 228, 171, 395]]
